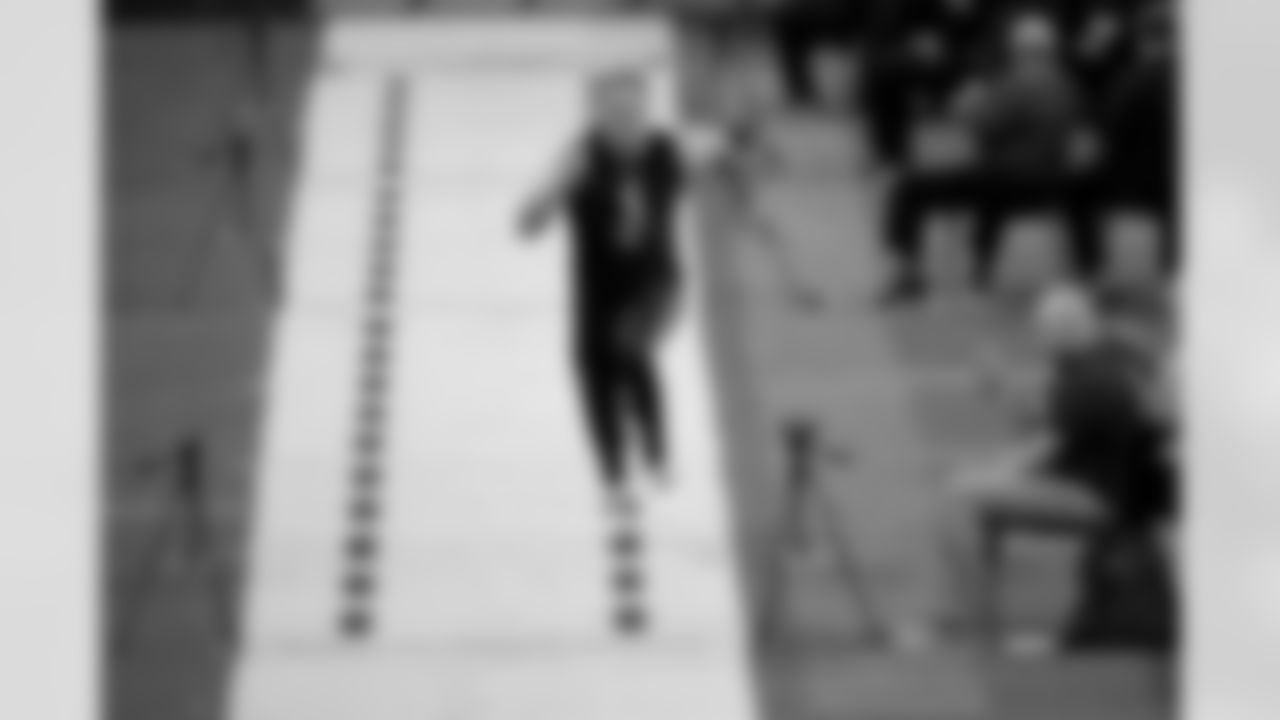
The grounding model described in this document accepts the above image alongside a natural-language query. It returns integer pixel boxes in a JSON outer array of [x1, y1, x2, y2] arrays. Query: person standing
[[939, 284, 1175, 653]]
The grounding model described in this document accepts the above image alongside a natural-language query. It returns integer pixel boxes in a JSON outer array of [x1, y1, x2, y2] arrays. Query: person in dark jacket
[[879, 11, 1097, 302], [859, 0, 1004, 165], [1093, 1, 1178, 273], [769, 0, 869, 109]]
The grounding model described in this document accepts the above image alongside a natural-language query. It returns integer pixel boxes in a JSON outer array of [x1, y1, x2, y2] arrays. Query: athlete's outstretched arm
[[517, 144, 583, 239]]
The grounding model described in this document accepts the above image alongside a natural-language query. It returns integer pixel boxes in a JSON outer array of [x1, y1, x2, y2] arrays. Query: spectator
[[940, 284, 1176, 650], [1092, 1, 1178, 274], [1054, 0, 1147, 103], [860, 0, 1002, 165], [769, 0, 868, 110], [879, 11, 1095, 303]]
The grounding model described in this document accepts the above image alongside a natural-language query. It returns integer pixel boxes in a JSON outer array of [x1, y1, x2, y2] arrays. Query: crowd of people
[[749, 0, 1181, 653], [764, 0, 1177, 305]]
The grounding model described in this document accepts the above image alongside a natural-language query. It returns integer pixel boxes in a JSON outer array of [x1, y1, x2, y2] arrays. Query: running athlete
[[517, 68, 724, 515]]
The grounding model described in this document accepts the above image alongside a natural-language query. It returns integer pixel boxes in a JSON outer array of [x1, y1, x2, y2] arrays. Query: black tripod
[[758, 418, 885, 648], [114, 438, 237, 656], [177, 20, 281, 309]]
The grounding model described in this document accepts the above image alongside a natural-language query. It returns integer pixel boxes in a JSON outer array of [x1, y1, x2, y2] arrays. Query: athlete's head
[[589, 67, 650, 144]]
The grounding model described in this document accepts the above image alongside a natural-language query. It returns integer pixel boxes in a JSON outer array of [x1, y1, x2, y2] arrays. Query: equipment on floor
[[114, 435, 236, 655], [758, 417, 886, 648]]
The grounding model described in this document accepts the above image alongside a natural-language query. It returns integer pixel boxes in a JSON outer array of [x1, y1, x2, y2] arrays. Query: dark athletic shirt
[[566, 130, 684, 330], [1046, 340, 1175, 524]]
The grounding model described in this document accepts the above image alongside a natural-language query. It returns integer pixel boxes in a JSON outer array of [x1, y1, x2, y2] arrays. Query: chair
[[977, 480, 1178, 656], [974, 488, 1106, 653]]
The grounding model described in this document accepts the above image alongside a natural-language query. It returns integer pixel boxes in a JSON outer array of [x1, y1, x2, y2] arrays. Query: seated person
[[1091, 1, 1179, 274], [768, 0, 867, 109], [880, 11, 1097, 303], [939, 284, 1176, 650]]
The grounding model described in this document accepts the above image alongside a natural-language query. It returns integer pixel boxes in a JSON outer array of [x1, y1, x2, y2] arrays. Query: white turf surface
[[229, 18, 758, 720]]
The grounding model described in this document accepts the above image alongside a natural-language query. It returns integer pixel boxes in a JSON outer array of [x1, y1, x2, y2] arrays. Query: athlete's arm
[[517, 143, 583, 239]]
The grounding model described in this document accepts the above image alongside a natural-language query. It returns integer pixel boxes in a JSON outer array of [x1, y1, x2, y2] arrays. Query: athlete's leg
[[622, 343, 668, 482], [574, 335, 628, 489], [612, 271, 678, 485], [576, 332, 649, 635]]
